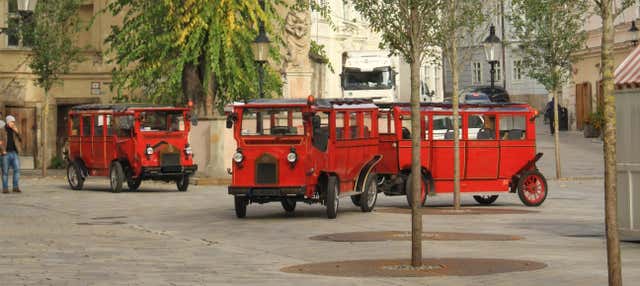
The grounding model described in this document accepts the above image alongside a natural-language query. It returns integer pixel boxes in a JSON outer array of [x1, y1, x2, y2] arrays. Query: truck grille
[[161, 153, 180, 167], [255, 153, 277, 185]]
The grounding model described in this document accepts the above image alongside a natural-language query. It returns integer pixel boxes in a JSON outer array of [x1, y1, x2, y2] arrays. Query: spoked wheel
[[176, 175, 189, 192], [234, 196, 248, 218], [350, 195, 361, 207], [67, 162, 84, 191], [405, 174, 428, 207], [517, 170, 548, 207], [127, 177, 142, 191], [325, 176, 339, 219], [110, 162, 125, 193], [281, 198, 297, 213], [359, 173, 378, 212], [473, 195, 499, 205]]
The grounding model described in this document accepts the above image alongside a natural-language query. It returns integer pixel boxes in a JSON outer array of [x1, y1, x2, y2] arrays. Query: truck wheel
[[67, 162, 84, 191], [405, 174, 428, 207], [234, 196, 248, 218], [350, 195, 361, 207], [325, 176, 339, 219], [110, 162, 125, 193], [517, 170, 548, 207], [127, 177, 142, 191], [281, 198, 297, 213], [176, 175, 189, 192], [359, 173, 378, 212], [473, 195, 499, 205]]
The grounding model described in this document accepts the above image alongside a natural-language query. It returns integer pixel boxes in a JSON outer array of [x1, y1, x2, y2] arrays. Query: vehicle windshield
[[241, 108, 304, 136], [139, 111, 185, 132], [342, 67, 394, 90]]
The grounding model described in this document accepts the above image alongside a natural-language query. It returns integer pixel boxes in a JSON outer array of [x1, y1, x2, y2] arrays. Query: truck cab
[[341, 51, 397, 103]]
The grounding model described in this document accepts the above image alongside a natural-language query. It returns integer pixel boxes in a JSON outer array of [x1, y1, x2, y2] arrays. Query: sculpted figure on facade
[[283, 9, 311, 71]]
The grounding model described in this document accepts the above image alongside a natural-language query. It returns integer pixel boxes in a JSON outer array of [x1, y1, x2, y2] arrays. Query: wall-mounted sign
[[91, 82, 101, 95]]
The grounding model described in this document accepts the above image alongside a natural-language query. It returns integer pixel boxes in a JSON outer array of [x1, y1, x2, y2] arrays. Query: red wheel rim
[[522, 174, 545, 204]]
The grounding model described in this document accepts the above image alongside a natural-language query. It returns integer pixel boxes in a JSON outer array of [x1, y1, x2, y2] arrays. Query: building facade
[[0, 0, 122, 168]]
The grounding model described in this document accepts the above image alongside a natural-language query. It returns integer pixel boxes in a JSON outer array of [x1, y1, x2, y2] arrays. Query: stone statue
[[283, 10, 311, 70]]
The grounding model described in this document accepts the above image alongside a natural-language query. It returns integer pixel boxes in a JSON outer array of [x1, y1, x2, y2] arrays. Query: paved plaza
[[1, 128, 638, 285]]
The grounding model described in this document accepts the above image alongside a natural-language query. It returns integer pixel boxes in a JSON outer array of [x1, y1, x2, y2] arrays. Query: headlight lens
[[185, 145, 193, 155], [287, 152, 297, 163], [233, 152, 244, 163], [146, 146, 154, 155]]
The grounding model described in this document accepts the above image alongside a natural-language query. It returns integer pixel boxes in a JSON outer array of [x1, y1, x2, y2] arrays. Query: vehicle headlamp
[[233, 150, 244, 163], [146, 144, 154, 155], [185, 144, 193, 155], [287, 152, 297, 163]]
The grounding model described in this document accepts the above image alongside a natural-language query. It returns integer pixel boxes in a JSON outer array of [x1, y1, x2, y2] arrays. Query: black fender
[[355, 155, 383, 193], [402, 167, 435, 195], [71, 158, 89, 178], [510, 152, 543, 192]]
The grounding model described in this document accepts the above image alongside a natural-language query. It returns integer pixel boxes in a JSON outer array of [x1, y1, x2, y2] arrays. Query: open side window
[[312, 112, 329, 151], [499, 115, 526, 140], [469, 114, 497, 140]]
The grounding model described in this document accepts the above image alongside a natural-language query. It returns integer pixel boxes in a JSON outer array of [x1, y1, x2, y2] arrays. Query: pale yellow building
[[0, 0, 122, 167]]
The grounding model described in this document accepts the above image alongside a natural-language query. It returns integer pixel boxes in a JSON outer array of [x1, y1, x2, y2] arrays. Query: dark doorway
[[57, 105, 74, 158]]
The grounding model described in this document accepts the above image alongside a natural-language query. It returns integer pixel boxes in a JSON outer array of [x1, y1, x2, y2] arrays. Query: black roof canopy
[[71, 103, 178, 112]]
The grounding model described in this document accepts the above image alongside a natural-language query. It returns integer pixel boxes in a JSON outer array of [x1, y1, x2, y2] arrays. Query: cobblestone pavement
[[2, 127, 637, 285]]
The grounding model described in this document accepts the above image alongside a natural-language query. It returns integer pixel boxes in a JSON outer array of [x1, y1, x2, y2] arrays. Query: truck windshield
[[241, 108, 304, 136], [343, 67, 393, 90], [139, 111, 185, 132]]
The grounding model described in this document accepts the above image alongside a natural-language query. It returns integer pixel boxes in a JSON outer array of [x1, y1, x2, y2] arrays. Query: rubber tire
[[176, 175, 189, 192], [127, 177, 142, 191], [234, 196, 248, 218], [325, 176, 339, 219], [359, 172, 378, 212], [67, 162, 84, 191], [517, 170, 548, 207], [473, 195, 499, 205], [350, 195, 361, 207], [110, 161, 125, 193], [281, 198, 297, 213], [405, 174, 427, 207]]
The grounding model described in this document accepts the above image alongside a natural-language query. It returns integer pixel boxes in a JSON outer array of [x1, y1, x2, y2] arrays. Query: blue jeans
[[2, 151, 20, 190]]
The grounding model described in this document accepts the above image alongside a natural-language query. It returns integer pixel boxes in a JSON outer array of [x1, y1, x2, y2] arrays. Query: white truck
[[340, 51, 397, 102]]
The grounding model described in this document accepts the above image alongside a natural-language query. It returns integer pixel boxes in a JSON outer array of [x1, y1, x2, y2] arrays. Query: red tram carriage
[[66, 104, 197, 192], [226, 97, 382, 219], [375, 103, 548, 207]]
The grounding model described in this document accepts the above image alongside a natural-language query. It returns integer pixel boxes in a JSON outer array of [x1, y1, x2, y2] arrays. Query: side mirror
[[226, 113, 237, 129], [191, 116, 198, 127], [339, 73, 345, 88]]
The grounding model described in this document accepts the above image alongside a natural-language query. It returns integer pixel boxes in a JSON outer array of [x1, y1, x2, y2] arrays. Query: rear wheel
[[176, 175, 189, 192], [67, 162, 84, 191], [405, 174, 428, 207], [473, 195, 499, 205], [325, 176, 339, 219], [281, 198, 297, 213], [127, 177, 142, 191], [234, 196, 248, 218], [110, 162, 125, 193], [360, 173, 378, 212], [517, 170, 548, 206]]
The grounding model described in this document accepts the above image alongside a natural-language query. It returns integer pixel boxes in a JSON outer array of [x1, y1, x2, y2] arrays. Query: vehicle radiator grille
[[161, 153, 181, 166], [256, 162, 277, 184]]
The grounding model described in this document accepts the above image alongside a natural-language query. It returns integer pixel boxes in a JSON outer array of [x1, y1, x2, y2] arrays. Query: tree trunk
[[451, 34, 461, 210], [409, 36, 423, 268], [552, 85, 561, 179], [41, 91, 49, 177], [600, 1, 622, 285]]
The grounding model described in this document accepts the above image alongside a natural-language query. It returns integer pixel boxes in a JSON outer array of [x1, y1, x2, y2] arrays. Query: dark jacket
[[0, 126, 6, 154], [2, 125, 22, 154]]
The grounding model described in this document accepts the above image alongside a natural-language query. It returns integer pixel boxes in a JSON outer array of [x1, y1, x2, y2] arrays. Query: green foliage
[[309, 40, 334, 73], [28, 0, 85, 92], [510, 0, 588, 92], [586, 108, 605, 130], [49, 155, 66, 169]]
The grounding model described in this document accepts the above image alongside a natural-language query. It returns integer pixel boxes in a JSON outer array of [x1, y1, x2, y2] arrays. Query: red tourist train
[[225, 97, 382, 219], [65, 104, 197, 192], [375, 102, 548, 207]]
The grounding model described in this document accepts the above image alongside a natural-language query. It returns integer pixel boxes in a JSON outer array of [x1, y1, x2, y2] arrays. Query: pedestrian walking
[[0, 120, 6, 188], [544, 98, 555, 135], [3, 115, 22, 193]]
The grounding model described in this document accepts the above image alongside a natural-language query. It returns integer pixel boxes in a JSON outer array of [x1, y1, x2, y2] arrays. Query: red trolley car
[[66, 104, 197, 192], [226, 97, 382, 219], [375, 103, 547, 207]]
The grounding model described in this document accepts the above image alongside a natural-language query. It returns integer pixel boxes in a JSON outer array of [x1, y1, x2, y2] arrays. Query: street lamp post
[[483, 25, 502, 90], [251, 0, 270, 133]]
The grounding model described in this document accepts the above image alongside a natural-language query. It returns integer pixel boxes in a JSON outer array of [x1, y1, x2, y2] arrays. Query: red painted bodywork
[[375, 103, 540, 194], [67, 106, 196, 179], [228, 99, 380, 201]]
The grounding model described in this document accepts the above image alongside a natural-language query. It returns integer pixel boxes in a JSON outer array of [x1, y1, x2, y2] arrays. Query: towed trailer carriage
[[65, 104, 197, 193], [374, 102, 548, 207], [225, 97, 383, 219]]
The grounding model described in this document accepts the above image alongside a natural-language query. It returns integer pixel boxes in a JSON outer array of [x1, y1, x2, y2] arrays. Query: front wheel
[[359, 173, 378, 212], [176, 175, 189, 192], [473, 195, 499, 205], [234, 196, 248, 218], [67, 162, 84, 191], [350, 195, 361, 207], [325, 176, 339, 219], [281, 198, 297, 213], [517, 170, 548, 207], [127, 177, 142, 191], [110, 162, 125, 193]]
